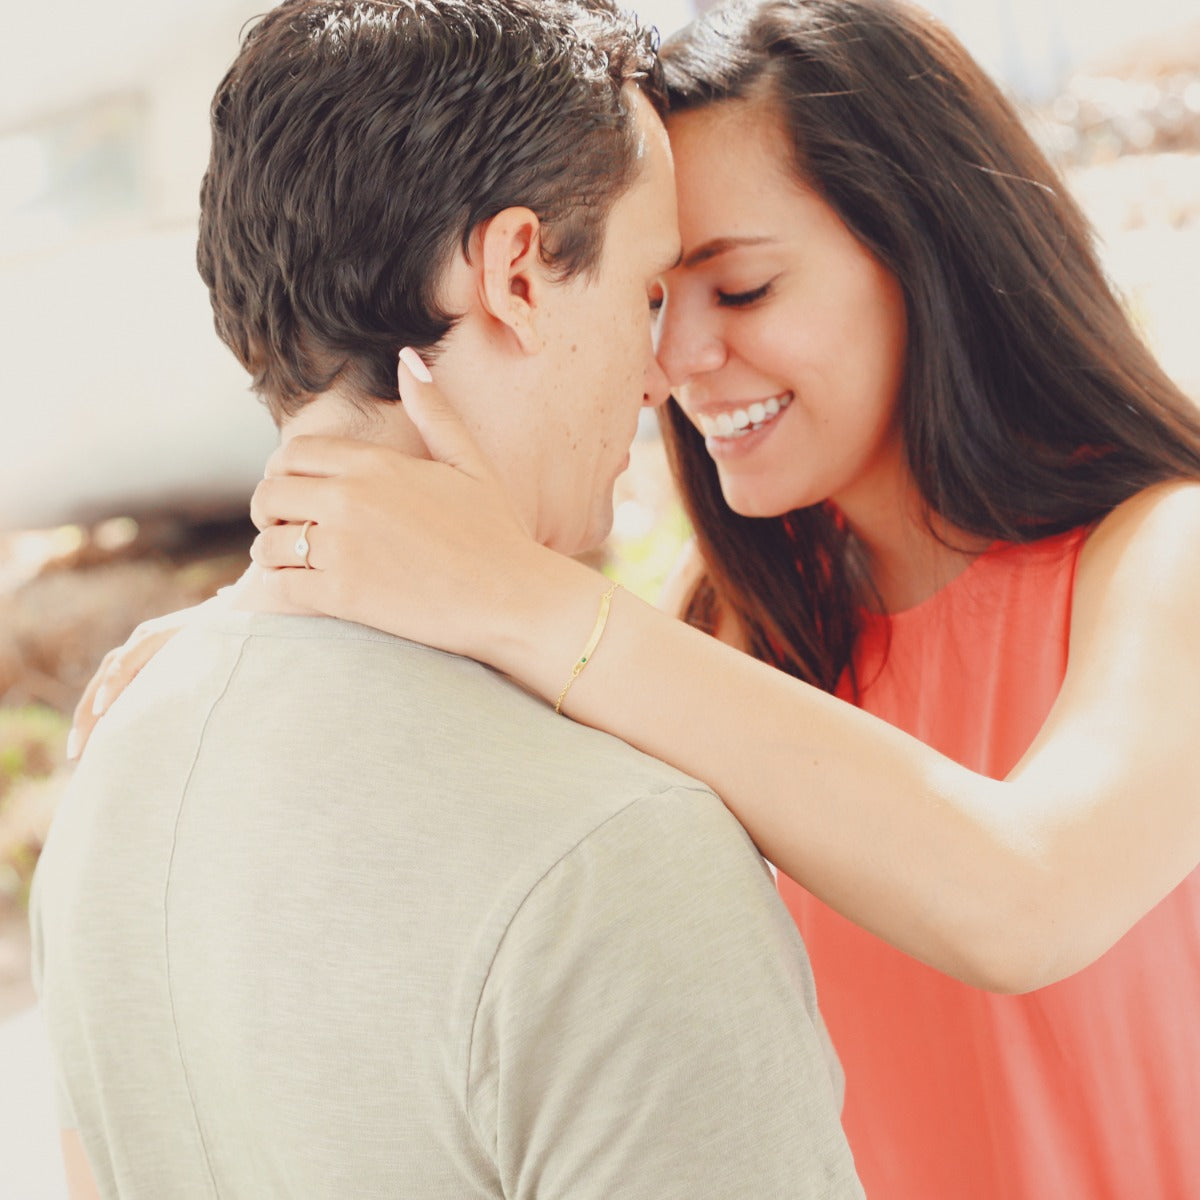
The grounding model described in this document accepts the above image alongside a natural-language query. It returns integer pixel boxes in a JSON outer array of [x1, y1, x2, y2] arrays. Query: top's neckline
[[859, 540, 1008, 628], [871, 540, 1005, 627], [863, 526, 1091, 629]]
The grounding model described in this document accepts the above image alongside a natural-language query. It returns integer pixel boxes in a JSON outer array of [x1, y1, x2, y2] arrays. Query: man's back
[[31, 611, 862, 1198]]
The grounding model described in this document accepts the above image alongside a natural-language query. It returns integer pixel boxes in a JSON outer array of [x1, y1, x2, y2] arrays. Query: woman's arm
[[251, 368, 1200, 993], [551, 482, 1200, 992]]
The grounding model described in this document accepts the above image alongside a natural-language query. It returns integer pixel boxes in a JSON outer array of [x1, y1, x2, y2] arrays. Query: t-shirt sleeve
[[466, 785, 864, 1200], [27, 848, 80, 1130]]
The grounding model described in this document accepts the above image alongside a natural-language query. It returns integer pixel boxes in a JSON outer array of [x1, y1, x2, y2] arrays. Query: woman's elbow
[[953, 899, 1114, 995]]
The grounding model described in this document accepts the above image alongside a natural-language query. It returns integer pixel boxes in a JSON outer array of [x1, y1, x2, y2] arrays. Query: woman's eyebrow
[[682, 235, 776, 269]]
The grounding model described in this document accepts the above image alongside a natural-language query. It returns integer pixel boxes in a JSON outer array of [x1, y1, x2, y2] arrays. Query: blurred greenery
[[0, 707, 66, 796], [605, 498, 692, 604], [0, 705, 69, 910]]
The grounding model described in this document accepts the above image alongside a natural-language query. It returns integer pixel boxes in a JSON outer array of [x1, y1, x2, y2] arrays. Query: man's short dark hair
[[197, 0, 665, 423]]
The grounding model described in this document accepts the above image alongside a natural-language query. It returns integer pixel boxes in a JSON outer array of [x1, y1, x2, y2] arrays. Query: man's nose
[[642, 353, 671, 409]]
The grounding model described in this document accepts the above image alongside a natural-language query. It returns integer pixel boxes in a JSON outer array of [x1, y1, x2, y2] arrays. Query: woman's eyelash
[[716, 283, 772, 308]]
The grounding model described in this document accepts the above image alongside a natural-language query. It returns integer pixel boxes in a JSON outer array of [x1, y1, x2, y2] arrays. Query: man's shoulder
[[70, 609, 741, 950], [199, 609, 715, 808], [171, 607, 726, 874], [542, 778, 763, 898]]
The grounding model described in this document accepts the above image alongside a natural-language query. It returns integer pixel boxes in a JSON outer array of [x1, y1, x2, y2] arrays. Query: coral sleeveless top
[[777, 527, 1200, 1199]]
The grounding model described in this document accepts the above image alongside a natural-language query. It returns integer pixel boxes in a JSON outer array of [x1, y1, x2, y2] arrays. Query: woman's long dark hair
[[659, 0, 1200, 693]]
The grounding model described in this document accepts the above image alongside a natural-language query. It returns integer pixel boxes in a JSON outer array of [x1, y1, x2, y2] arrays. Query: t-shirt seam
[[161, 633, 253, 1200], [461, 779, 718, 1154]]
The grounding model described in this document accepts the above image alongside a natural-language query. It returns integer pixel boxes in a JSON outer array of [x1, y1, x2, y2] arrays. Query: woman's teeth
[[696, 393, 792, 440]]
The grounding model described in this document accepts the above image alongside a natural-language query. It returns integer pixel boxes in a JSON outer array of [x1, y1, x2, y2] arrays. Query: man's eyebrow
[[681, 236, 776, 269]]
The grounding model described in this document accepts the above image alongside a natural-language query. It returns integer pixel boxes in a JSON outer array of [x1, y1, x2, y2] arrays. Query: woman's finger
[[67, 628, 179, 760], [256, 560, 330, 614], [397, 348, 494, 479], [251, 522, 327, 571], [250, 474, 340, 532], [95, 629, 175, 713], [69, 649, 120, 760]]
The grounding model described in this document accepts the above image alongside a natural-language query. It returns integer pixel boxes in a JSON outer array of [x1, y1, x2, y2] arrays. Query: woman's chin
[[718, 479, 800, 521]]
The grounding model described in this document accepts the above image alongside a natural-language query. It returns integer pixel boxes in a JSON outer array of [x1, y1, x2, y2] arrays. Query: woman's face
[[656, 100, 911, 523]]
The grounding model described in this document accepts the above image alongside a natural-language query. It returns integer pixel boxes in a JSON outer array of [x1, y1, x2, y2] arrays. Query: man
[[30, 2, 863, 1196]]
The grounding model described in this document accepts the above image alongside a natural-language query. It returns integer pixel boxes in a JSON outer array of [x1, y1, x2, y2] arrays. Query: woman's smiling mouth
[[694, 392, 793, 441]]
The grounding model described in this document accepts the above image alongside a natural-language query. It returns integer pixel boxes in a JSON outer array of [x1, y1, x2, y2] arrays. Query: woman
[[79, 1, 1200, 1195]]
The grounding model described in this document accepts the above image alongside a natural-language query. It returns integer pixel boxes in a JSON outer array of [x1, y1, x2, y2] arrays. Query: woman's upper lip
[[681, 390, 793, 417]]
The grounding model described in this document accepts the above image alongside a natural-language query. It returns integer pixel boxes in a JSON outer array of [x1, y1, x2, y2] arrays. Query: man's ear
[[476, 207, 549, 355]]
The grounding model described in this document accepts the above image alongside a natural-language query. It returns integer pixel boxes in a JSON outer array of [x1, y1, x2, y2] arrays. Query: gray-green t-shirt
[[30, 611, 862, 1198]]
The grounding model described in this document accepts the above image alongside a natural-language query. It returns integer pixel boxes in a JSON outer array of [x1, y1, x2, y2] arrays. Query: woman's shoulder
[[1081, 480, 1200, 566], [1074, 480, 1200, 623], [1088, 478, 1200, 538]]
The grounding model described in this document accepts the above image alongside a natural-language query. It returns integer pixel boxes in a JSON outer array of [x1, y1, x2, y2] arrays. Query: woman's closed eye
[[716, 281, 773, 308]]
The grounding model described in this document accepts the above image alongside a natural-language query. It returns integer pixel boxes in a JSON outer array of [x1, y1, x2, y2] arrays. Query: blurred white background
[[1, 0, 1196, 530]]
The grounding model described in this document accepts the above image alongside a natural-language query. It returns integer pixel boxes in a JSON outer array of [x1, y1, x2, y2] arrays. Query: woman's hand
[[249, 351, 585, 672], [69, 613, 192, 760]]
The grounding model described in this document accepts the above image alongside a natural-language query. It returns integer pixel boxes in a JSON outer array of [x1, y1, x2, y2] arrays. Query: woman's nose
[[655, 299, 727, 390]]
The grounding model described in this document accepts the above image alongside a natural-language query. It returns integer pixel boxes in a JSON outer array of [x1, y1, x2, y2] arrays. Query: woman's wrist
[[479, 543, 618, 703]]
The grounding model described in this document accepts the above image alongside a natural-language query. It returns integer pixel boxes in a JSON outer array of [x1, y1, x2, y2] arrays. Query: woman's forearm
[[484, 557, 1063, 991]]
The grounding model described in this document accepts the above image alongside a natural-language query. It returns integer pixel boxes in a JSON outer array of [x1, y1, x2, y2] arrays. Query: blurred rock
[[0, 517, 253, 712]]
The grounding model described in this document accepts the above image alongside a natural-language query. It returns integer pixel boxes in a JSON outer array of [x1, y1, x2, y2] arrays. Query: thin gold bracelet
[[554, 582, 620, 715]]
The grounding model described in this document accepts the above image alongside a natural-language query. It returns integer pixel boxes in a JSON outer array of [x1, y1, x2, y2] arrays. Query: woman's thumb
[[397, 347, 488, 476]]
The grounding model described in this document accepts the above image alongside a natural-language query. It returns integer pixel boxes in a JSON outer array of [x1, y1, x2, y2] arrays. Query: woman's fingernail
[[92, 686, 110, 716], [399, 347, 433, 383], [66, 730, 81, 762]]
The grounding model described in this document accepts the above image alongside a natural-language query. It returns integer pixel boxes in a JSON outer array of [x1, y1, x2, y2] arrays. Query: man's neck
[[234, 389, 427, 617], [281, 389, 428, 455]]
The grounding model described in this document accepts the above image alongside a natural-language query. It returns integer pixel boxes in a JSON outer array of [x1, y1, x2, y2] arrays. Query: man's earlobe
[[477, 207, 545, 354]]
